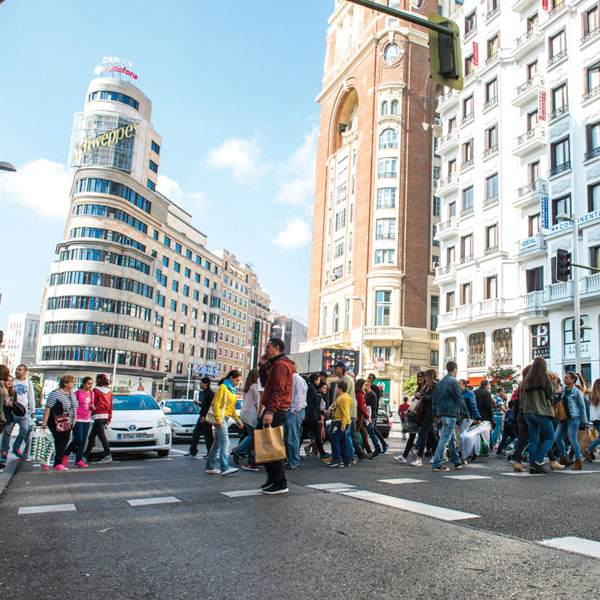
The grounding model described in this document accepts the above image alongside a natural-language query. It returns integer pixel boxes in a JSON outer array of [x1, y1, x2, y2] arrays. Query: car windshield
[[113, 394, 160, 411], [164, 401, 199, 415]]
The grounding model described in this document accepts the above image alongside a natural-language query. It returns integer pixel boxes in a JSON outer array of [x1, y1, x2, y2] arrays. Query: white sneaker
[[393, 455, 407, 463], [221, 467, 239, 476], [99, 455, 113, 464], [411, 458, 423, 466], [429, 457, 435, 463], [205, 469, 221, 474]]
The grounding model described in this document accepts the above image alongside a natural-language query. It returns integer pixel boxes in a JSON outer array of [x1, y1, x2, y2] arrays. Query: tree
[[402, 375, 418, 397], [486, 366, 520, 395]]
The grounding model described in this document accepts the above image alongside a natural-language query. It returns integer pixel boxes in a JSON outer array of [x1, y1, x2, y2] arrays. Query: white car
[[91, 392, 171, 457], [160, 399, 200, 441]]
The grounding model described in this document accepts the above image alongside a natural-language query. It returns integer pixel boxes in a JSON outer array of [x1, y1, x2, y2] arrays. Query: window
[[549, 30, 566, 64], [526, 266, 544, 292], [344, 299, 350, 332], [485, 125, 498, 151], [432, 225, 440, 247], [147, 179, 156, 191], [486, 174, 498, 202], [485, 79, 497, 106], [448, 117, 456, 132], [460, 235, 473, 261], [487, 34, 499, 60], [183, 285, 189, 297], [170, 300, 177, 311], [151, 140, 161, 155], [586, 62, 600, 97], [381, 101, 388, 116], [433, 196, 441, 216], [430, 295, 439, 331], [465, 10, 476, 35], [332, 265, 343, 280], [336, 184, 347, 205], [527, 13, 538, 31], [444, 337, 457, 362], [584, 5, 599, 38], [529, 160, 540, 183], [174, 262, 180, 273], [333, 304, 339, 333], [468, 333, 486, 367], [379, 129, 398, 149], [463, 96, 474, 119], [550, 137, 570, 175], [585, 121, 600, 160], [375, 249, 395, 264], [493, 328, 512, 364], [374, 346, 392, 361], [528, 213, 541, 236], [375, 291, 391, 326], [377, 188, 396, 209], [462, 187, 474, 212], [527, 60, 538, 81], [446, 245, 456, 264], [551, 83, 568, 119], [167, 339, 174, 351], [588, 182, 600, 212], [376, 218, 396, 240], [552, 194, 571, 225], [149, 160, 158, 173], [486, 224, 498, 251], [485, 275, 497, 299], [334, 239, 345, 258], [460, 282, 472, 305], [446, 291, 455, 312], [378, 158, 397, 178], [175, 243, 182, 254], [391, 100, 399, 115], [563, 316, 591, 357], [321, 306, 327, 335], [448, 159, 456, 175], [448, 202, 456, 218], [430, 350, 439, 366], [172, 280, 179, 292], [465, 54, 474, 75], [590, 246, 600, 269], [462, 139, 473, 164], [335, 209, 346, 231]]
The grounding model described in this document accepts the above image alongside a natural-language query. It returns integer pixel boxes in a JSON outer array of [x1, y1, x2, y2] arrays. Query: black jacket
[[305, 382, 321, 422], [199, 388, 215, 419], [475, 386, 495, 428], [365, 390, 378, 418]]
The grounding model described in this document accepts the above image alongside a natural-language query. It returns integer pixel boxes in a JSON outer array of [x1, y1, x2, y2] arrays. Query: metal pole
[[111, 350, 119, 389], [573, 219, 582, 376], [344, 0, 458, 36], [186, 364, 192, 401], [359, 297, 365, 379]]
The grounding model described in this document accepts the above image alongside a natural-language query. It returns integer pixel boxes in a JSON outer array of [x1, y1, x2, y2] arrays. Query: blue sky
[[0, 0, 332, 330]]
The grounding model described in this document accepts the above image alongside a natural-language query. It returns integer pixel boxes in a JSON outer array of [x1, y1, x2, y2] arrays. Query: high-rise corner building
[[434, 0, 600, 384], [303, 0, 442, 406]]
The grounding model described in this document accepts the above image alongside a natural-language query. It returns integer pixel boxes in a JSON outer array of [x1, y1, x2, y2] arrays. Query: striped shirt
[[46, 389, 78, 418]]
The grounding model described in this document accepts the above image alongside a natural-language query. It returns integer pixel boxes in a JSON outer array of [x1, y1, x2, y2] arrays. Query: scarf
[[224, 379, 237, 395]]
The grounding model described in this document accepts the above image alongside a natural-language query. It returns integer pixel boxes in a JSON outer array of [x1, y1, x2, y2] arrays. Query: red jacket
[[92, 387, 113, 421], [260, 354, 293, 414], [356, 392, 370, 420]]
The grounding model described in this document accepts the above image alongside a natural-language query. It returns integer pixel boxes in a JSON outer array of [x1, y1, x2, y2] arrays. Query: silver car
[[161, 399, 200, 441]]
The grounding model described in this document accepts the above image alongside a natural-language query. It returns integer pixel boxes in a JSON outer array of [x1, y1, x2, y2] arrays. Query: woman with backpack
[[554, 371, 588, 470]]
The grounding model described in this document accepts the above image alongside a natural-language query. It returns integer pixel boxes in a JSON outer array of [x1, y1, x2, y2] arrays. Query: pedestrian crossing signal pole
[[344, 0, 463, 90]]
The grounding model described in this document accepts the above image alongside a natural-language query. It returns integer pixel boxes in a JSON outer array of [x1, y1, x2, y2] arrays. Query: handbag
[[553, 400, 568, 422], [577, 428, 598, 449], [254, 425, 286, 463], [205, 405, 218, 426], [54, 414, 72, 432]]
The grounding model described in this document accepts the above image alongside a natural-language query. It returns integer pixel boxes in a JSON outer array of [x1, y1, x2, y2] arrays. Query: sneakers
[[61, 456, 69, 467], [349, 459, 357, 465], [321, 456, 334, 465], [74, 461, 88, 468], [261, 480, 274, 489], [328, 460, 345, 468], [393, 455, 407, 463], [263, 483, 289, 495], [411, 458, 423, 467], [221, 467, 239, 476], [455, 460, 467, 470], [286, 464, 300, 470], [205, 469, 221, 474], [304, 445, 313, 458], [13, 449, 23, 458], [432, 465, 450, 472], [241, 464, 260, 472], [382, 444, 389, 454], [99, 455, 113, 464], [53, 464, 68, 471], [231, 452, 240, 466]]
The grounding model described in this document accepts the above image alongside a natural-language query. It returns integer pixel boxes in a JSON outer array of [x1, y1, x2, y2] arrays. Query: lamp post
[[186, 364, 193, 400], [111, 350, 126, 390], [557, 213, 581, 375], [348, 295, 365, 378], [245, 345, 256, 371], [0, 161, 17, 172]]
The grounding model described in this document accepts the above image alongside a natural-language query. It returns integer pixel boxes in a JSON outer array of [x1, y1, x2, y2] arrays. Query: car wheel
[[157, 450, 170, 457]]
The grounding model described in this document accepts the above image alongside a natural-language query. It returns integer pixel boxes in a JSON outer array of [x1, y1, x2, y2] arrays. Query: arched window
[[379, 128, 398, 149], [333, 304, 340, 333], [468, 333, 486, 367], [381, 100, 388, 116], [563, 315, 591, 358], [492, 328, 512, 364], [321, 306, 328, 336], [391, 99, 399, 115], [444, 337, 457, 362]]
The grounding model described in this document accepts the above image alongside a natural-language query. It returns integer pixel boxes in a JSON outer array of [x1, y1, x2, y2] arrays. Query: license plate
[[117, 432, 150, 440], [185, 429, 192, 434]]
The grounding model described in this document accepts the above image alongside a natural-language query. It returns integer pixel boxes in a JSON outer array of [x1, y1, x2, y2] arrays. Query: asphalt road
[[1, 434, 600, 600]]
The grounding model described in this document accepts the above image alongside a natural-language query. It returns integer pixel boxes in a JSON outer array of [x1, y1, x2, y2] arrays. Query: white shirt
[[14, 378, 35, 415], [290, 374, 308, 413]]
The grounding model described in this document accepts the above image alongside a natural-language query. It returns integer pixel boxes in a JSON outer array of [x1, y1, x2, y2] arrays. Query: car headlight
[[157, 417, 169, 428]]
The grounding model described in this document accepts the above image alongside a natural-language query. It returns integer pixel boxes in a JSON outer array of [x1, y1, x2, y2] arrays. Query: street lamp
[[111, 349, 126, 389], [245, 345, 256, 370], [556, 213, 581, 375], [348, 295, 365, 378], [0, 161, 16, 172]]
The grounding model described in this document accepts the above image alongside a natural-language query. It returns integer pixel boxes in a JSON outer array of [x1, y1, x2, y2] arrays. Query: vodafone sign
[[94, 57, 138, 80]]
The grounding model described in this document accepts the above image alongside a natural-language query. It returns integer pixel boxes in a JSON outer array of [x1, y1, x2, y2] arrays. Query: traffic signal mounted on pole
[[428, 13, 463, 90], [556, 249, 572, 282]]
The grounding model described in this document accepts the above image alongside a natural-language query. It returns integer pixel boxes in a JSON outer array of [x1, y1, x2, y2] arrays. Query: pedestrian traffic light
[[556, 249, 572, 282], [428, 13, 463, 90]]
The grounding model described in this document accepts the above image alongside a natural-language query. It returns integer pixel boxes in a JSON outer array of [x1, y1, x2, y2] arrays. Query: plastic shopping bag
[[29, 428, 55, 467]]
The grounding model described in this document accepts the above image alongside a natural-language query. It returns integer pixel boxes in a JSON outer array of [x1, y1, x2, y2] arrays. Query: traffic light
[[428, 13, 463, 90], [556, 249, 572, 282]]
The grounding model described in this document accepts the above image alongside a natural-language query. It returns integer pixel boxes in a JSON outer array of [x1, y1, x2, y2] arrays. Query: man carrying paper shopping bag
[[258, 338, 294, 495]]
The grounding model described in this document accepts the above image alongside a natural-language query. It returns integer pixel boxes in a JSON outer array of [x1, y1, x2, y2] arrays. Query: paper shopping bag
[[254, 426, 286, 464], [577, 428, 598, 450]]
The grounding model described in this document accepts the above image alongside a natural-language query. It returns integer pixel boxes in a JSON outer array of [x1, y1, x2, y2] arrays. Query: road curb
[[0, 456, 20, 498]]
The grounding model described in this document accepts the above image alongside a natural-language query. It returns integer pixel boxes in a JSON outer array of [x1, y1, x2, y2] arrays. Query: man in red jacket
[[258, 338, 294, 495]]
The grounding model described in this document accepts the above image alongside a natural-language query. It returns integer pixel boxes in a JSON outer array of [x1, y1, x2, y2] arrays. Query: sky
[[0, 0, 333, 331]]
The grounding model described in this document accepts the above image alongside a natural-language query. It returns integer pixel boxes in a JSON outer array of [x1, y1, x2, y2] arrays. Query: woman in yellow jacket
[[205, 370, 243, 476]]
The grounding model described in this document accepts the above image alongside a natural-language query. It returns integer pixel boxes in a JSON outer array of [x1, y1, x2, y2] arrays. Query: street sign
[[375, 357, 385, 370]]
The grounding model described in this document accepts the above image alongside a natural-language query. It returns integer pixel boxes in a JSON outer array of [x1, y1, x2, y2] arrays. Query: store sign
[[542, 0, 548, 9], [94, 57, 138, 80], [564, 342, 591, 357], [540, 196, 550, 230], [531, 323, 550, 359], [548, 211, 600, 234], [195, 364, 219, 377], [520, 236, 537, 249], [375, 357, 385, 370], [73, 122, 139, 159], [538, 90, 546, 121], [472, 42, 479, 66]]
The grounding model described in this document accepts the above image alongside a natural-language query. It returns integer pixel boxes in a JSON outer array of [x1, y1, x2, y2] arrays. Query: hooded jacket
[[259, 353, 294, 414]]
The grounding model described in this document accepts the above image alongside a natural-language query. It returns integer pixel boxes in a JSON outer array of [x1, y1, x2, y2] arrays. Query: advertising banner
[[473, 42, 479, 66]]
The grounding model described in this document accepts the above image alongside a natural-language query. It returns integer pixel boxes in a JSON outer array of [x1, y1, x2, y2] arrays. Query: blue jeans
[[234, 425, 255, 462], [284, 409, 305, 467], [555, 417, 581, 460], [345, 422, 356, 459], [491, 416, 503, 448], [588, 421, 600, 452], [65, 422, 91, 462], [330, 422, 350, 464], [205, 421, 230, 472], [365, 421, 382, 453], [432, 416, 461, 468], [525, 413, 555, 465], [2, 415, 33, 456]]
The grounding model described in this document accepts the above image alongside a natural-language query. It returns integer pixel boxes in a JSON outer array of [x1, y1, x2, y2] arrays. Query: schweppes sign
[[73, 122, 139, 159]]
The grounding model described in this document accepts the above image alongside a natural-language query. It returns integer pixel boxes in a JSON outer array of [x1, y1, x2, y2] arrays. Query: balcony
[[464, 70, 477, 87], [549, 105, 569, 122], [512, 0, 537, 11], [513, 25, 543, 60], [460, 206, 474, 218], [549, 161, 571, 178], [484, 7, 500, 23], [434, 264, 457, 283], [583, 86, 600, 104], [546, 280, 573, 305], [482, 145, 499, 160], [581, 27, 600, 48], [454, 304, 473, 322], [436, 217, 458, 240], [461, 159, 474, 172], [460, 112, 474, 127], [546, 0, 568, 22], [514, 126, 546, 157], [522, 290, 546, 315], [437, 89, 460, 111], [517, 233, 546, 260], [483, 195, 499, 208], [459, 254, 474, 265], [310, 331, 351, 348], [476, 298, 505, 318], [363, 326, 403, 342], [437, 129, 460, 153], [585, 146, 600, 162], [582, 273, 600, 296], [548, 49, 567, 69], [437, 311, 455, 329], [378, 171, 398, 179], [512, 74, 545, 107], [482, 97, 498, 112], [437, 172, 460, 196], [513, 179, 547, 210]]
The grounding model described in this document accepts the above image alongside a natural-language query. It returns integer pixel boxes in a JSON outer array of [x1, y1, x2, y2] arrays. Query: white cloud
[[274, 218, 312, 249], [206, 137, 263, 182], [157, 174, 211, 213], [0, 159, 73, 218]]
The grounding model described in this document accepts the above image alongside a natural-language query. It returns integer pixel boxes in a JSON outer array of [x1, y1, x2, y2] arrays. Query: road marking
[[169, 448, 187, 455], [501, 472, 544, 477], [539, 537, 600, 559], [143, 458, 174, 462], [341, 490, 480, 521], [555, 470, 600, 475], [221, 489, 264, 498], [306, 482, 357, 492], [444, 475, 491, 480], [378, 478, 426, 485], [18, 503, 76, 515], [127, 496, 181, 507]]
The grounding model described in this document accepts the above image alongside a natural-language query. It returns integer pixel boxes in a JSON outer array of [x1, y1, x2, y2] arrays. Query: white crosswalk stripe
[[18, 503, 76, 515], [538, 537, 600, 559], [126, 496, 181, 507], [221, 489, 264, 498], [444, 475, 491, 480], [378, 478, 425, 485]]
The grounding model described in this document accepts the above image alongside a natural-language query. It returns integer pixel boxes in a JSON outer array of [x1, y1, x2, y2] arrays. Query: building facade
[[37, 67, 270, 397], [271, 315, 308, 355], [435, 0, 600, 384], [1, 313, 40, 373], [303, 0, 441, 406]]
